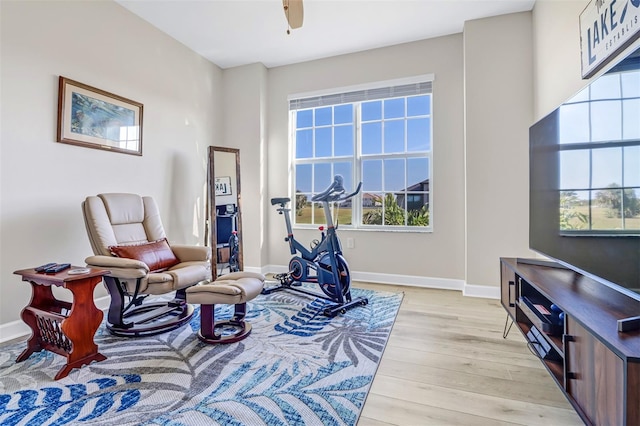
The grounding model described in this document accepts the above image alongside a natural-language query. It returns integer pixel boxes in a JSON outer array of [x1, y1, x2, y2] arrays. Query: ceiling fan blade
[[283, 0, 304, 29]]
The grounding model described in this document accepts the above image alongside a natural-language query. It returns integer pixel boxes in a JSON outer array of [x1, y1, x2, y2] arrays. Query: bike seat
[[271, 197, 291, 206]]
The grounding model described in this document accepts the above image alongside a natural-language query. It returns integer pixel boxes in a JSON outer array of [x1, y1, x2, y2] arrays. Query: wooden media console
[[500, 257, 640, 425]]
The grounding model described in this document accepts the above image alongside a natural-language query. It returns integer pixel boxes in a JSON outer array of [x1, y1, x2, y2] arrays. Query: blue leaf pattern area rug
[[0, 284, 403, 426]]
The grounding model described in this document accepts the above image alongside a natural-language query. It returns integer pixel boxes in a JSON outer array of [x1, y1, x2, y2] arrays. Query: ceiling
[[116, 0, 536, 69]]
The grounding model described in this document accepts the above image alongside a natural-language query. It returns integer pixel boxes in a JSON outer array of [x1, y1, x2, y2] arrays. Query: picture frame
[[57, 76, 143, 156], [215, 176, 232, 196]]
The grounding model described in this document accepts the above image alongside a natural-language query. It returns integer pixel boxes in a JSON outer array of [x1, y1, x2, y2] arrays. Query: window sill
[[292, 225, 432, 233]]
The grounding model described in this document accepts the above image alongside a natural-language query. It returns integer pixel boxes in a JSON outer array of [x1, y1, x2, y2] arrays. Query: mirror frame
[[207, 146, 243, 280]]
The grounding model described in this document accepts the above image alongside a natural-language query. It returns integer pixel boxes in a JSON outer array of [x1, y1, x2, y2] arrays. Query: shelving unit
[[500, 257, 640, 426]]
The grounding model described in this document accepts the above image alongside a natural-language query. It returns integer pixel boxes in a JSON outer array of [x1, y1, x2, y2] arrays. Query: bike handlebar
[[342, 182, 363, 202], [311, 175, 362, 203]]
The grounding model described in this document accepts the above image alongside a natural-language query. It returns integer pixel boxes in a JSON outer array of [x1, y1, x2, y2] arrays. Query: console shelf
[[500, 257, 640, 426]]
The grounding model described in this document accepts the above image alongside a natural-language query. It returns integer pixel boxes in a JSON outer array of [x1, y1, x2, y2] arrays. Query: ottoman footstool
[[186, 271, 265, 344]]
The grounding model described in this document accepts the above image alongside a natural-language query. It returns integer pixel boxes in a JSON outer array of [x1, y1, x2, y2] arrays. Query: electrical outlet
[[347, 238, 355, 249]]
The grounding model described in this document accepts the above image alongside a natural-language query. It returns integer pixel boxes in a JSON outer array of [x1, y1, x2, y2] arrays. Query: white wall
[[0, 1, 222, 328], [265, 35, 467, 284], [532, 0, 589, 120], [221, 63, 269, 270], [464, 12, 536, 289]]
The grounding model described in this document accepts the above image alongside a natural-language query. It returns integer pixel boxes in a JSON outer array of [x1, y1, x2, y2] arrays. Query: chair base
[[197, 303, 252, 344], [196, 320, 252, 344], [107, 302, 194, 337], [103, 276, 196, 337]]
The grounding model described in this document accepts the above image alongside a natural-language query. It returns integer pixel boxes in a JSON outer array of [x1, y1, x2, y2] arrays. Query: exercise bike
[[228, 230, 239, 273], [216, 205, 240, 275], [263, 175, 368, 316]]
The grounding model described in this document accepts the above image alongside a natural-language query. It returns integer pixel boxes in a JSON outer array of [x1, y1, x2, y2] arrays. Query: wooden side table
[[14, 266, 109, 380]]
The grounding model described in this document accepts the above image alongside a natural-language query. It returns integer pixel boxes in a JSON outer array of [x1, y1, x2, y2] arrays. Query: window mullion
[[290, 110, 296, 221], [354, 101, 362, 226]]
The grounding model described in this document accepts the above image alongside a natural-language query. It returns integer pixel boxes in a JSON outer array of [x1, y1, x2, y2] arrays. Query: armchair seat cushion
[[167, 264, 211, 290], [144, 264, 210, 293]]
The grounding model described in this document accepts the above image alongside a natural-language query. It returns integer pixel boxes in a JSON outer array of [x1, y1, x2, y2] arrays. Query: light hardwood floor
[[355, 282, 584, 426]]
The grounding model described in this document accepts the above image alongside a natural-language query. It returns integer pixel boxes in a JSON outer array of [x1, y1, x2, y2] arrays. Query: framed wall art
[[57, 76, 143, 156]]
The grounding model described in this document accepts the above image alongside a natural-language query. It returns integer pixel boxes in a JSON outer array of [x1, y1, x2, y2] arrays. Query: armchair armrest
[[85, 255, 149, 279], [171, 245, 211, 262]]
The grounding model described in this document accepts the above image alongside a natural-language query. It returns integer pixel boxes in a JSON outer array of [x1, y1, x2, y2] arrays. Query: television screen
[[216, 215, 235, 245], [530, 45, 640, 296]]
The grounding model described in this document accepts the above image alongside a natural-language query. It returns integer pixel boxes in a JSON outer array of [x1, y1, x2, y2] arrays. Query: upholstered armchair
[[82, 193, 211, 336]]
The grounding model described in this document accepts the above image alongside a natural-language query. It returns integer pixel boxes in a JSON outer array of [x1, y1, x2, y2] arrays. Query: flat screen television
[[529, 45, 640, 300]]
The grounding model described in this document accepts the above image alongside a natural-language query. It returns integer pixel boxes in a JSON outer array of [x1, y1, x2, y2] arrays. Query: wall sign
[[580, 0, 640, 79], [215, 176, 232, 196]]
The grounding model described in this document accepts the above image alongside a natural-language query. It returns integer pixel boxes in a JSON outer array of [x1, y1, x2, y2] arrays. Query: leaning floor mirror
[[207, 146, 243, 280]]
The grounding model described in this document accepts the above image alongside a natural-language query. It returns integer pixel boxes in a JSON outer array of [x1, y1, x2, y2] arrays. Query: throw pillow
[[109, 238, 180, 272]]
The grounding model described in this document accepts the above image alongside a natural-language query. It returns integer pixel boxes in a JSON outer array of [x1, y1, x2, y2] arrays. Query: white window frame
[[288, 75, 434, 232]]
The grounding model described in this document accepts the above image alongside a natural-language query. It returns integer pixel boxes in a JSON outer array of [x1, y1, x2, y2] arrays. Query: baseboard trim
[[463, 283, 501, 299], [0, 320, 30, 344], [350, 270, 464, 291], [242, 265, 267, 275], [260, 264, 499, 299], [260, 264, 289, 275]]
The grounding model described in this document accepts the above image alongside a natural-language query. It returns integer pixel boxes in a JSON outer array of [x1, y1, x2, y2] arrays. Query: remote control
[[35, 263, 57, 272], [44, 263, 71, 273]]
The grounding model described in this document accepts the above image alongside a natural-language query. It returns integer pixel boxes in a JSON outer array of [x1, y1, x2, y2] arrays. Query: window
[[289, 77, 433, 230]]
